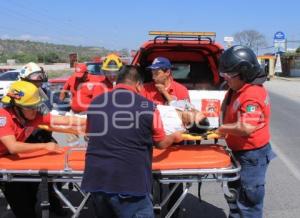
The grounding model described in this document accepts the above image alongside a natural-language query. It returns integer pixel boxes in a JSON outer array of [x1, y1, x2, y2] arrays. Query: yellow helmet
[[1, 81, 46, 108], [101, 53, 123, 72]]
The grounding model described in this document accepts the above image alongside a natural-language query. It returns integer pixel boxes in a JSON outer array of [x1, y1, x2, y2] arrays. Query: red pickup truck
[[132, 31, 227, 128]]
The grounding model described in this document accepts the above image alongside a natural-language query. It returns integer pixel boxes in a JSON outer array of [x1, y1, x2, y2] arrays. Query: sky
[[0, 0, 299, 53]]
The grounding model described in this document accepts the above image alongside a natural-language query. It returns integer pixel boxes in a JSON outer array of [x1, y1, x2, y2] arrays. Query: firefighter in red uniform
[[59, 63, 89, 113], [19, 62, 66, 216], [83, 53, 124, 105], [87, 53, 124, 98], [59, 63, 110, 113], [141, 57, 189, 105], [0, 81, 85, 218], [59, 56, 123, 113], [100, 53, 124, 89], [217, 45, 276, 218]]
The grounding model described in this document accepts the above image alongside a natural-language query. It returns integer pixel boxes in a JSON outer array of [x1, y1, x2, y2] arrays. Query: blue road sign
[[274, 31, 286, 42]]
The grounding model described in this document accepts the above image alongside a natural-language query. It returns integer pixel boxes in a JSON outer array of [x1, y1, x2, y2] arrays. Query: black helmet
[[219, 45, 266, 84]]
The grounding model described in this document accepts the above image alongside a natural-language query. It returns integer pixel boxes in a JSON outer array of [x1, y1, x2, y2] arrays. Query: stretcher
[[0, 139, 240, 218]]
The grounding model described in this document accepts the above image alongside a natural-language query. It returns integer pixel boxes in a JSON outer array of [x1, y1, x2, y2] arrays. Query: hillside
[[0, 39, 129, 64]]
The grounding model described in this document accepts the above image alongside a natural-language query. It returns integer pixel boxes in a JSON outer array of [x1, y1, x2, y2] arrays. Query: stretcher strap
[[181, 132, 221, 141]]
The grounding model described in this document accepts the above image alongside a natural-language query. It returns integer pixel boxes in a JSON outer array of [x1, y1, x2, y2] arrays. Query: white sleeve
[[156, 105, 186, 135]]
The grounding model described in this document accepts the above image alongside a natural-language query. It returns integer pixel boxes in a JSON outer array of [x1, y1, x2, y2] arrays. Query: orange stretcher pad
[[0, 145, 231, 171], [0, 145, 238, 218]]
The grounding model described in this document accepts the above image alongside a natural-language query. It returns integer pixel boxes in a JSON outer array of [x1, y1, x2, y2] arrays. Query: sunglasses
[[219, 72, 240, 79], [26, 71, 47, 82]]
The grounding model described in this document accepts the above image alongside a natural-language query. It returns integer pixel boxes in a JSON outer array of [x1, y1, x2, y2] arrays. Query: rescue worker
[[81, 65, 183, 218], [0, 81, 85, 218], [59, 59, 123, 113], [141, 57, 191, 217], [77, 53, 124, 105], [59, 63, 98, 113], [19, 62, 67, 216], [142, 57, 190, 105], [100, 53, 124, 88], [19, 62, 53, 141], [216, 45, 276, 218], [19, 62, 48, 89]]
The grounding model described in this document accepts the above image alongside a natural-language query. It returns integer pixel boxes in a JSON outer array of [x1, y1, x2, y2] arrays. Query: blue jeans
[[226, 143, 276, 218], [91, 192, 154, 218]]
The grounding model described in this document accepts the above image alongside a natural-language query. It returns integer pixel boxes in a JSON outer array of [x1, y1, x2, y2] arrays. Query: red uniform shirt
[[63, 75, 113, 113], [141, 80, 190, 105], [223, 84, 271, 151], [92, 77, 114, 97], [0, 108, 51, 155]]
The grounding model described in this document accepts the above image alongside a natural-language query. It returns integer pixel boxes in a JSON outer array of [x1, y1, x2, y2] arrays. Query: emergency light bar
[[149, 31, 216, 37]]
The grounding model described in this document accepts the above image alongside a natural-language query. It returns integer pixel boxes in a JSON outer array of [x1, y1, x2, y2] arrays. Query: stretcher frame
[[0, 143, 240, 218], [151, 143, 240, 218]]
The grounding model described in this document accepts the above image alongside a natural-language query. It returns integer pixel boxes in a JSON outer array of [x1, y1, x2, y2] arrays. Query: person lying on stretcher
[[38, 99, 213, 140], [0, 81, 86, 156], [157, 100, 214, 136]]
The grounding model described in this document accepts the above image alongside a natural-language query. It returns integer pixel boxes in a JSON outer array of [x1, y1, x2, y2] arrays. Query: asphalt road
[[1, 78, 300, 218]]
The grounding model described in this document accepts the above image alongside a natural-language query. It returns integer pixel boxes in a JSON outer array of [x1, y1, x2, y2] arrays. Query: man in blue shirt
[[82, 65, 182, 218]]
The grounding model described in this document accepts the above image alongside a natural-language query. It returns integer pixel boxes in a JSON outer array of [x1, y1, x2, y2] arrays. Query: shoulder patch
[[0, 117, 7, 127], [246, 105, 257, 112]]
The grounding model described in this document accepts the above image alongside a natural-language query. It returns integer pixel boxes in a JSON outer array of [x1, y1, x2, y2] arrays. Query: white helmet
[[20, 62, 47, 82]]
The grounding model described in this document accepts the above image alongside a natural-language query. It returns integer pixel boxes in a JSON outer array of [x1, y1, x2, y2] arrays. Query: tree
[[11, 53, 38, 63], [296, 47, 300, 53], [233, 30, 268, 54], [44, 52, 60, 64]]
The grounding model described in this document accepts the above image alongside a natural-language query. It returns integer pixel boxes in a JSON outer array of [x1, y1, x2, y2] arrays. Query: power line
[[0, 2, 90, 45], [3, 0, 97, 45], [0, 8, 71, 43]]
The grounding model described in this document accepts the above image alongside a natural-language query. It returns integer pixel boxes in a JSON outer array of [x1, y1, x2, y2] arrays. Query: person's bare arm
[[50, 115, 87, 133], [0, 135, 63, 154], [179, 110, 206, 126], [59, 91, 67, 101], [217, 122, 264, 137], [155, 84, 176, 103], [59, 80, 71, 101], [154, 131, 183, 149], [51, 115, 86, 126]]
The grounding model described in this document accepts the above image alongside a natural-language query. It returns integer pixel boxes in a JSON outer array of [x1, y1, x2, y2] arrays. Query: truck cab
[[132, 31, 226, 127]]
